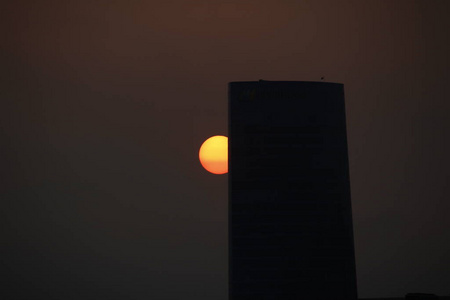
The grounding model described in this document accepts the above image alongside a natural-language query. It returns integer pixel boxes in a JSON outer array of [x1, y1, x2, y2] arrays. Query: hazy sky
[[1, 1, 449, 299]]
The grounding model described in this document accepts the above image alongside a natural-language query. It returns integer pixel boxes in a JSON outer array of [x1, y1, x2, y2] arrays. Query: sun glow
[[199, 135, 228, 174]]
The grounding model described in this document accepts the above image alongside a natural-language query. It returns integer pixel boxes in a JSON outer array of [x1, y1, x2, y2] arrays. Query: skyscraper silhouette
[[229, 81, 357, 299]]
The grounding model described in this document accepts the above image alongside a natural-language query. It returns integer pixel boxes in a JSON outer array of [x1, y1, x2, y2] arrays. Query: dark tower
[[229, 81, 357, 299]]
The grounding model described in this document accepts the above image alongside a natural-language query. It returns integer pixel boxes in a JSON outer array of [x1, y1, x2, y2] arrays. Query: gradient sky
[[1, 1, 449, 299]]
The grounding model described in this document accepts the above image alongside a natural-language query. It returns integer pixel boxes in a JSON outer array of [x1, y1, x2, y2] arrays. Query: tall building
[[229, 81, 357, 299]]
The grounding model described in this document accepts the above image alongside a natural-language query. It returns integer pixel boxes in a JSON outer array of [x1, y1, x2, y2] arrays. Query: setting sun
[[199, 135, 228, 174]]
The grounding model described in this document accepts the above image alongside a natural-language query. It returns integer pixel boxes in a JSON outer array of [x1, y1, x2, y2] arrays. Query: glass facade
[[229, 81, 357, 299]]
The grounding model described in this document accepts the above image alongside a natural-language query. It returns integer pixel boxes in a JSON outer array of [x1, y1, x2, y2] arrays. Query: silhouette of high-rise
[[229, 81, 357, 299]]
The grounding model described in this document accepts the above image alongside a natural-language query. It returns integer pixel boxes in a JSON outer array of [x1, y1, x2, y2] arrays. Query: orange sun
[[199, 135, 228, 174]]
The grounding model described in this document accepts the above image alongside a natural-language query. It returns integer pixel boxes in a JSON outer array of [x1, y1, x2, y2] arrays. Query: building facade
[[229, 81, 357, 299]]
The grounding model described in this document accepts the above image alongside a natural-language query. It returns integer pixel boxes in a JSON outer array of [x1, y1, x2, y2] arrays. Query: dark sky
[[1, 1, 449, 299]]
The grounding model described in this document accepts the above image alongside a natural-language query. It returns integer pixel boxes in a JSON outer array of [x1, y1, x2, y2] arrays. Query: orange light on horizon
[[199, 135, 228, 174]]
